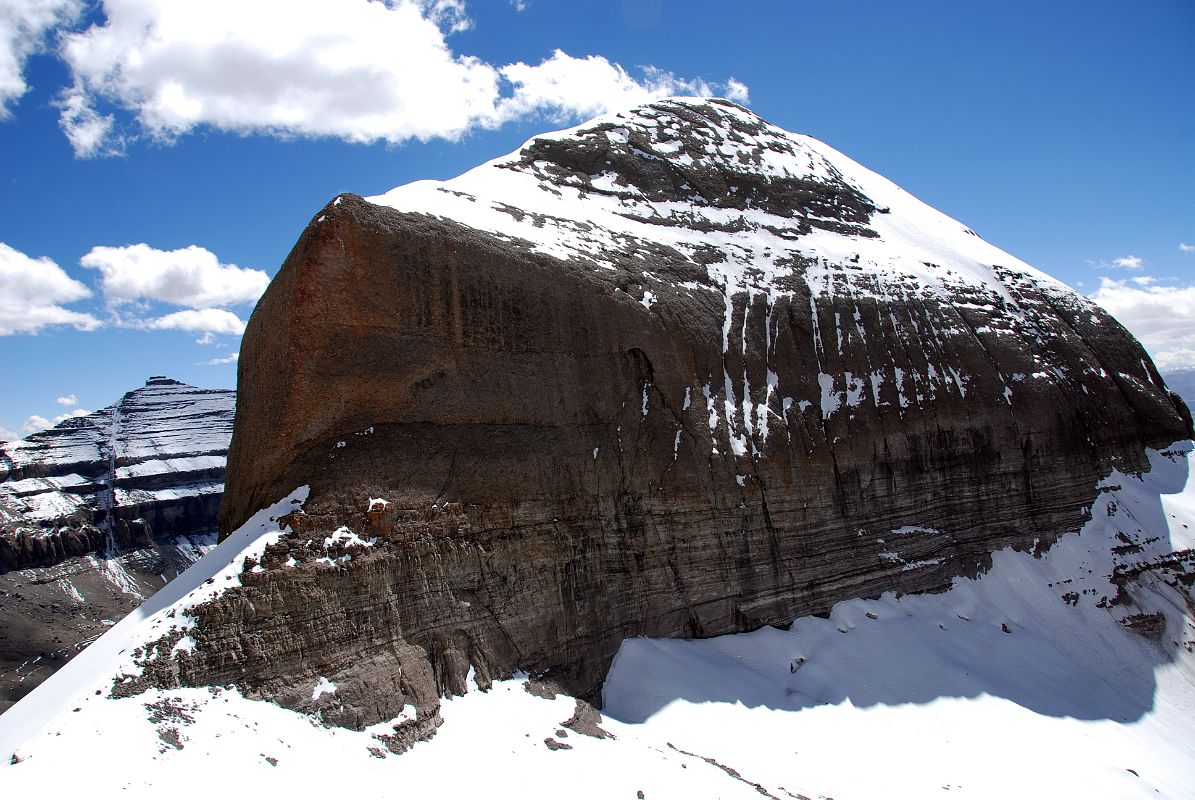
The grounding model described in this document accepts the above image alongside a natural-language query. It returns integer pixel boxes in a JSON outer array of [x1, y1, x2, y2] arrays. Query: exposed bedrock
[[178, 100, 1189, 735]]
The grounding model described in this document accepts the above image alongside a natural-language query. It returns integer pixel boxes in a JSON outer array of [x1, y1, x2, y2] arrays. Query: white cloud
[[80, 243, 267, 308], [510, 0, 530, 10], [0, 241, 100, 335], [1181, 243, 1195, 254], [0, 424, 18, 441], [58, 86, 118, 157], [20, 415, 51, 434], [724, 78, 750, 105], [1111, 255, 1144, 270], [1090, 277, 1195, 371], [55, 0, 747, 156], [416, 0, 472, 32], [204, 352, 239, 365], [0, 0, 82, 117], [21, 407, 90, 435], [55, 393, 78, 406], [143, 308, 246, 335], [497, 51, 717, 123]]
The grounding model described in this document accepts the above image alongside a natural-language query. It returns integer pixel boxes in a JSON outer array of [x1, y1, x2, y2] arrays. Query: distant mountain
[[1162, 367, 1195, 413], [0, 377, 234, 711]]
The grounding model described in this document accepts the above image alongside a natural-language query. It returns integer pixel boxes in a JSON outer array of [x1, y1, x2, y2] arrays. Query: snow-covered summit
[[369, 97, 1071, 306]]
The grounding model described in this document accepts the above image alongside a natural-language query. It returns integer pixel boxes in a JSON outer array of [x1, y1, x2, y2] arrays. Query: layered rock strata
[[128, 100, 1190, 739], [0, 377, 233, 571], [0, 377, 232, 710]]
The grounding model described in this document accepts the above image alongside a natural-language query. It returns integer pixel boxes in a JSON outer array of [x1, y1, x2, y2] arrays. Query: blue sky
[[1, 0, 1193, 439]]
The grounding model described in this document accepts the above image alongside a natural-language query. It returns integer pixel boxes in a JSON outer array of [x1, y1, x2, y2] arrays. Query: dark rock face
[[148, 99, 1189, 737], [0, 377, 232, 711]]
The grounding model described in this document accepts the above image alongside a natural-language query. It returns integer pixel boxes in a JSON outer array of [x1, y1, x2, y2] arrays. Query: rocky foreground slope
[[76, 99, 1191, 744], [0, 378, 233, 710]]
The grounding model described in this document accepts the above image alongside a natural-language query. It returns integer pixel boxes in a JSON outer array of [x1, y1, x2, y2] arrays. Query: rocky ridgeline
[[119, 100, 1189, 743], [0, 377, 233, 710]]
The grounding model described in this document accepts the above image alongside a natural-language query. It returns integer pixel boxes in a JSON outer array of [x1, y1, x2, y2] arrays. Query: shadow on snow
[[603, 445, 1194, 726]]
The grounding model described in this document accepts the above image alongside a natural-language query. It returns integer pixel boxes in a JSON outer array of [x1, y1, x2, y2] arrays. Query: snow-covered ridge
[[368, 98, 1158, 456], [367, 97, 1075, 307], [0, 486, 309, 762]]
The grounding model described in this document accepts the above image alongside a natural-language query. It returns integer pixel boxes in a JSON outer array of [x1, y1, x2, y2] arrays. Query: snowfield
[[0, 443, 1192, 798]]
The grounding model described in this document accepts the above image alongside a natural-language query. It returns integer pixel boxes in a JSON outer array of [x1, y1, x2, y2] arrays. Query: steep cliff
[[0, 377, 233, 710], [130, 99, 1187, 738]]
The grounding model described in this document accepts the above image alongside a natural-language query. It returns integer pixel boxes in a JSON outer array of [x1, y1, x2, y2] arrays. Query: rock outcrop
[[0, 377, 233, 711], [131, 99, 1189, 740]]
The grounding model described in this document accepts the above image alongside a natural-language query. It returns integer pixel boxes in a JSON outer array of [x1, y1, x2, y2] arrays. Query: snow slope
[[1, 444, 1192, 799], [368, 97, 1076, 307]]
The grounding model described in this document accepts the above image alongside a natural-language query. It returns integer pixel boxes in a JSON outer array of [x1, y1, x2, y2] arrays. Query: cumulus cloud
[[55, 393, 78, 406], [54, 0, 747, 156], [0, 424, 18, 442], [142, 308, 247, 335], [1181, 243, 1195, 254], [0, 241, 100, 335], [80, 243, 268, 308], [19, 415, 51, 435], [22, 407, 90, 435], [1091, 277, 1195, 371], [724, 78, 750, 105], [497, 51, 718, 122], [1111, 255, 1144, 270], [0, 0, 82, 117]]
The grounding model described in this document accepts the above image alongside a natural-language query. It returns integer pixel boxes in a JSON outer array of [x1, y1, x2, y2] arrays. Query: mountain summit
[[2, 102, 1191, 790], [208, 97, 1191, 734]]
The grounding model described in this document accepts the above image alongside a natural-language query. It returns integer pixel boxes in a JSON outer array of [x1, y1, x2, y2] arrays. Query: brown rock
[[139, 100, 1193, 739]]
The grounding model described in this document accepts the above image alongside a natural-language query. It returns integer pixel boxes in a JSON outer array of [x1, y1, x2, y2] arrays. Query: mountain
[[1162, 367, 1195, 412], [216, 97, 1188, 726], [0, 377, 233, 710], [0, 99, 1192, 796]]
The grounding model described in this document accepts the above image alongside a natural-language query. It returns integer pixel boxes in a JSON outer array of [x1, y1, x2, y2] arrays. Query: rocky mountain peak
[[368, 97, 1067, 308], [144, 375, 186, 388], [69, 102, 1193, 745]]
